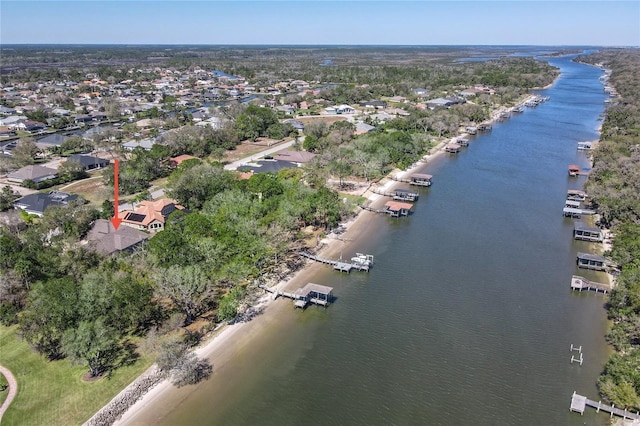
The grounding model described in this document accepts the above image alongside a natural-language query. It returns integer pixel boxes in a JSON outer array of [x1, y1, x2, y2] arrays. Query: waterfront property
[[410, 173, 433, 187], [393, 188, 419, 202], [573, 222, 603, 242], [576, 252, 606, 271], [570, 275, 611, 293], [384, 201, 413, 217]]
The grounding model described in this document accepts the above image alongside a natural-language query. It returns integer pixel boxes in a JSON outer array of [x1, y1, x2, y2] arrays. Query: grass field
[[0, 326, 153, 426]]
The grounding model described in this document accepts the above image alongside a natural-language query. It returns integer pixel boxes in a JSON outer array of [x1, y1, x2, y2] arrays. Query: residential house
[[284, 120, 305, 132], [0, 115, 27, 128], [355, 122, 377, 135], [274, 150, 317, 164], [85, 219, 149, 256], [122, 138, 156, 151], [195, 116, 222, 129], [324, 105, 355, 115], [74, 114, 93, 124], [359, 100, 387, 109], [14, 191, 79, 216], [7, 165, 58, 184], [120, 199, 184, 232], [169, 154, 199, 167], [16, 120, 46, 132], [276, 105, 296, 115], [388, 96, 407, 103], [0, 106, 17, 116], [0, 126, 16, 137], [67, 154, 110, 171], [426, 97, 463, 109], [412, 88, 430, 97]]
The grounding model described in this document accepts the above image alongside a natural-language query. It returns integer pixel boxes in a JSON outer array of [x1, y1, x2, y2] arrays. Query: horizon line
[[1, 43, 638, 48]]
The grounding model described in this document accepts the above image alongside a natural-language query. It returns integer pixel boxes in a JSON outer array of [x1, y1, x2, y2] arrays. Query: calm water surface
[[133, 55, 611, 425]]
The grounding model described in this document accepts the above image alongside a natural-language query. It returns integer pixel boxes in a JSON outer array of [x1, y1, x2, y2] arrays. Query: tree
[[60, 135, 93, 154], [166, 163, 235, 210], [154, 265, 215, 325], [235, 105, 278, 141], [0, 186, 19, 211], [11, 137, 40, 167], [19, 277, 80, 359], [156, 336, 212, 387], [62, 317, 119, 377], [0, 270, 29, 325], [302, 135, 320, 152], [57, 159, 87, 182]]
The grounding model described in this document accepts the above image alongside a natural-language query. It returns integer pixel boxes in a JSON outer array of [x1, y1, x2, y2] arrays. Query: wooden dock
[[390, 173, 433, 187], [299, 251, 371, 272], [371, 187, 419, 201], [259, 283, 334, 309], [571, 275, 611, 293], [358, 202, 413, 218], [570, 392, 640, 420]]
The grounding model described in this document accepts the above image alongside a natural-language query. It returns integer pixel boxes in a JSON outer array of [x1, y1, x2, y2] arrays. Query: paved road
[[223, 139, 297, 171], [0, 364, 18, 422]]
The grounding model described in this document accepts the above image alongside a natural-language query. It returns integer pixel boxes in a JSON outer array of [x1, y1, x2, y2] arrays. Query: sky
[[1, 1, 638, 46]]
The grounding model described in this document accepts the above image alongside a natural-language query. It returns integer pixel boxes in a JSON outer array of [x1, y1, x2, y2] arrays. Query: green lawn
[[0, 326, 153, 426]]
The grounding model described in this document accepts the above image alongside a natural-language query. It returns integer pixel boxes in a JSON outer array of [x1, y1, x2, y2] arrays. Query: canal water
[[129, 55, 611, 425]]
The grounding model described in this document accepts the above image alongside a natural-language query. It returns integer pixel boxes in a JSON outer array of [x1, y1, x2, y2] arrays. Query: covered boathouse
[[574, 222, 603, 242], [567, 189, 587, 202], [410, 173, 432, 187], [445, 143, 461, 153], [393, 188, 419, 202], [568, 165, 581, 176], [384, 201, 413, 217], [577, 252, 606, 271], [293, 283, 333, 309]]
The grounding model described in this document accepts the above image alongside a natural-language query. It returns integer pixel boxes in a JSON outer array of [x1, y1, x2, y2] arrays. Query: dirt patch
[[82, 371, 104, 382], [295, 116, 348, 125], [61, 177, 110, 204]]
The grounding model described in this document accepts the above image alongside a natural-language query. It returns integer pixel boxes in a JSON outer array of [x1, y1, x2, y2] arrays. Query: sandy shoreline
[[103, 93, 541, 426]]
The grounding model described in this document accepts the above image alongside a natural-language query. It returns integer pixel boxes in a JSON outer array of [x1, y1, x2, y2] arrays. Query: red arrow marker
[[110, 159, 122, 230]]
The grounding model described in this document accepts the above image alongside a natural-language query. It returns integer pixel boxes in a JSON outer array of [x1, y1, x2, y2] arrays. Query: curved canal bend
[[127, 54, 611, 426]]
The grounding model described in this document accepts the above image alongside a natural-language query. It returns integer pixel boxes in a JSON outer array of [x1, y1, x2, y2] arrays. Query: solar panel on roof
[[125, 213, 146, 223]]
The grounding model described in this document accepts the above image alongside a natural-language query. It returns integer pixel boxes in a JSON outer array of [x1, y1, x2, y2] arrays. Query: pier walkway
[[571, 392, 640, 420], [299, 251, 371, 272]]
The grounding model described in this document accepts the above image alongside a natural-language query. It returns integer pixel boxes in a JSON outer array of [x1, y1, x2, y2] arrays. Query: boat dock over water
[[389, 173, 433, 187], [371, 187, 419, 201], [299, 250, 373, 272], [570, 392, 640, 420], [259, 282, 334, 309], [570, 275, 611, 293]]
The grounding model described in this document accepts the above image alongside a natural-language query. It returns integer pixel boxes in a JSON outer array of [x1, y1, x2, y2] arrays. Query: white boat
[[351, 253, 374, 267]]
